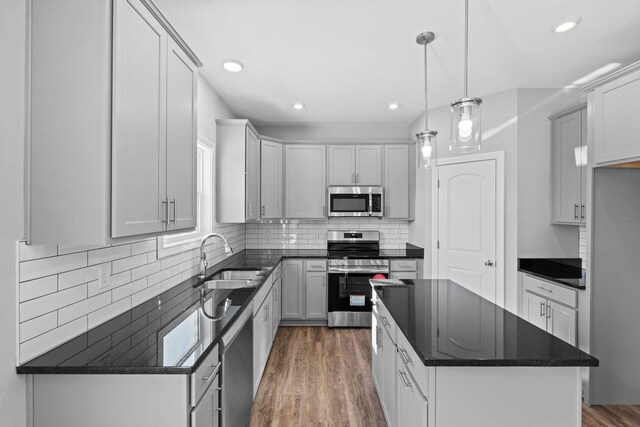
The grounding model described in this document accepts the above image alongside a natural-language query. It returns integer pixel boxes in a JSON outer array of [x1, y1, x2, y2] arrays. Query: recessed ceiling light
[[222, 59, 244, 72], [388, 103, 400, 110], [293, 103, 305, 110], [553, 17, 581, 33]]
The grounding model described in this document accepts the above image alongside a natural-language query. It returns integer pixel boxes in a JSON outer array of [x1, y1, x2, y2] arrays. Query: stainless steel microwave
[[327, 186, 384, 217]]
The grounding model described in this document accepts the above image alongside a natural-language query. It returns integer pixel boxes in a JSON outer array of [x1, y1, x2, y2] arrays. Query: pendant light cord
[[424, 43, 429, 130], [463, 0, 469, 98]]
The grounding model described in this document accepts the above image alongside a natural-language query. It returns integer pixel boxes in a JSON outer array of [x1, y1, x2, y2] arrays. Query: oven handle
[[328, 267, 390, 274]]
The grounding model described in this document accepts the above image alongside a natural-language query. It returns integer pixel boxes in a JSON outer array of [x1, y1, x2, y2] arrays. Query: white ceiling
[[155, 0, 640, 125]]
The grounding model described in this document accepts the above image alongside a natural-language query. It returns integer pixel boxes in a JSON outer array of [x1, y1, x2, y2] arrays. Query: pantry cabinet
[[550, 105, 587, 225], [216, 120, 261, 223], [27, 0, 201, 244], [328, 145, 383, 185]]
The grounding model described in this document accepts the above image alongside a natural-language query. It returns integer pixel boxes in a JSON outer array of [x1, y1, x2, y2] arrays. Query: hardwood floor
[[583, 405, 640, 427], [250, 327, 386, 427], [250, 326, 640, 427]]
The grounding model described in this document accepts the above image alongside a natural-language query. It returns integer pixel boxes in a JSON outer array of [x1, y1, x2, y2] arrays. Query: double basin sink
[[200, 268, 269, 290]]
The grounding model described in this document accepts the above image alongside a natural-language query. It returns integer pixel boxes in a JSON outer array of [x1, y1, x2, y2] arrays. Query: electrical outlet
[[99, 263, 110, 289], [312, 229, 319, 238]]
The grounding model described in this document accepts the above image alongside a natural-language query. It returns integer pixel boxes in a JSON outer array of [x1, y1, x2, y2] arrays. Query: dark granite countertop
[[518, 258, 585, 290], [17, 246, 423, 375], [373, 279, 598, 367]]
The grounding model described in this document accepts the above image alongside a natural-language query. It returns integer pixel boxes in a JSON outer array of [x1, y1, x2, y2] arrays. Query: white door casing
[[433, 152, 505, 307]]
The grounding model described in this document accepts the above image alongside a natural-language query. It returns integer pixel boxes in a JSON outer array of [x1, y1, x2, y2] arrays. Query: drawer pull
[[537, 286, 553, 293], [399, 348, 412, 364], [201, 362, 221, 382], [398, 369, 412, 388]]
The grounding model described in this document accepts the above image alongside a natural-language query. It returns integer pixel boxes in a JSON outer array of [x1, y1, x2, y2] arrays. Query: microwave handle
[[369, 193, 373, 216]]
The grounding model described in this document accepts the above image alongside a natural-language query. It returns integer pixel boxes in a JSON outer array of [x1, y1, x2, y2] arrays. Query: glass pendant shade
[[417, 130, 438, 169], [450, 97, 482, 153]]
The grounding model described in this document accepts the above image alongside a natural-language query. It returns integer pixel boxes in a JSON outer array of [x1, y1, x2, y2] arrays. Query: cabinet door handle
[[398, 369, 412, 388], [161, 199, 169, 224], [351, 173, 355, 183], [170, 198, 177, 224], [356, 172, 359, 183], [581, 204, 585, 220], [546, 304, 552, 319], [262, 205, 265, 216], [574, 204, 579, 220], [377, 327, 383, 348], [540, 301, 545, 317]]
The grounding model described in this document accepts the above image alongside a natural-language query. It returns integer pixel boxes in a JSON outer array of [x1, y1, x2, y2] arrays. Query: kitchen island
[[371, 279, 598, 427]]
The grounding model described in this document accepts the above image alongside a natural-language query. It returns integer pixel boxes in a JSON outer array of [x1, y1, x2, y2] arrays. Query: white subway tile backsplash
[[131, 261, 161, 281], [112, 278, 148, 302], [19, 276, 58, 302], [88, 245, 131, 266], [87, 297, 132, 329], [20, 317, 88, 363], [112, 253, 148, 274], [20, 252, 87, 282], [19, 312, 58, 342], [58, 292, 111, 325], [131, 239, 156, 255], [58, 266, 100, 290], [20, 284, 87, 322], [19, 242, 58, 262]]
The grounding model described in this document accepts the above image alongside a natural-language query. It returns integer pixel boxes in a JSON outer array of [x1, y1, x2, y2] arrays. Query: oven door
[[328, 271, 387, 313]]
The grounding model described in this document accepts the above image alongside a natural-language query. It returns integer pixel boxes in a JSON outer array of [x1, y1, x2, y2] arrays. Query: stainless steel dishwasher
[[220, 301, 254, 427]]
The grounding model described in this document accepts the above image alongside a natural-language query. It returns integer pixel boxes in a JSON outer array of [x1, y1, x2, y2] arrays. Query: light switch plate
[[98, 263, 110, 289]]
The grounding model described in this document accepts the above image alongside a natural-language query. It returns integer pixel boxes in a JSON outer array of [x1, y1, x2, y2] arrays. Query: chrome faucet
[[198, 233, 234, 278]]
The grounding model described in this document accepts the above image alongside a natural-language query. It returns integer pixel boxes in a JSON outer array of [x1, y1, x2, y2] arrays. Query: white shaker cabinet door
[[384, 145, 409, 219], [382, 328, 397, 427], [261, 140, 283, 219], [305, 272, 327, 320], [166, 37, 197, 231], [522, 291, 548, 331], [328, 145, 356, 185], [245, 127, 260, 221], [397, 367, 428, 427], [548, 301, 577, 346], [285, 145, 327, 218], [281, 260, 304, 319], [551, 110, 582, 224], [355, 145, 383, 185], [112, 0, 167, 237]]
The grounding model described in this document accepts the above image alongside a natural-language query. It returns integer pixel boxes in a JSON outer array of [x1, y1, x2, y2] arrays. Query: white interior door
[[437, 159, 497, 303]]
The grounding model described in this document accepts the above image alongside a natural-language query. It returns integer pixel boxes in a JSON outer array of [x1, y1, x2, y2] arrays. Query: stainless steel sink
[[214, 270, 261, 280], [201, 279, 257, 290]]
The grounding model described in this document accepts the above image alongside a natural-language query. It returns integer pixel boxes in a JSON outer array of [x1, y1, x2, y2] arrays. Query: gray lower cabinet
[[381, 318, 397, 427], [396, 366, 428, 427], [282, 260, 305, 319], [281, 259, 328, 322], [305, 271, 327, 320]]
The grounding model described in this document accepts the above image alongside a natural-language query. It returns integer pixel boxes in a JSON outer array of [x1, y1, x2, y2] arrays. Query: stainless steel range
[[327, 230, 389, 327]]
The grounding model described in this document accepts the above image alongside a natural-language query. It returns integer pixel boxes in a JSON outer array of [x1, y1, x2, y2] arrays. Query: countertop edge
[[518, 268, 586, 290]]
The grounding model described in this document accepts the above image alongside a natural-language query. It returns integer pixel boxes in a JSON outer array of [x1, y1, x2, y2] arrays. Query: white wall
[[516, 88, 582, 258], [0, 0, 27, 424], [198, 74, 237, 141], [408, 88, 582, 313]]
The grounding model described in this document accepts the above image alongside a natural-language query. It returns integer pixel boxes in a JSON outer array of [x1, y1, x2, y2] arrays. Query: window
[[157, 137, 215, 258]]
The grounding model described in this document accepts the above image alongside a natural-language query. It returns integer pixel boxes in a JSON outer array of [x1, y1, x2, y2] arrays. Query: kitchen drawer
[[390, 272, 417, 280], [523, 274, 577, 309], [390, 259, 417, 272], [305, 259, 327, 271], [191, 344, 220, 406], [397, 329, 428, 398], [377, 300, 397, 345]]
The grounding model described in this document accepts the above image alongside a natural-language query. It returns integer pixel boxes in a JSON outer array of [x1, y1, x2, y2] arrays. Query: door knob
[[484, 260, 494, 267]]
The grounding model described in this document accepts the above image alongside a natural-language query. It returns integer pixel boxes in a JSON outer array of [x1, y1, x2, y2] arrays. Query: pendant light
[[416, 31, 437, 169], [450, 0, 482, 153]]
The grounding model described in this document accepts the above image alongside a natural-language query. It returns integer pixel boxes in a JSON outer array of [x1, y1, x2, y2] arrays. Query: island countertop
[[373, 279, 598, 367]]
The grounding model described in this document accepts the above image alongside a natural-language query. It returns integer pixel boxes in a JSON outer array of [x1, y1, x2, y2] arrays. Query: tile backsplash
[[246, 219, 409, 249], [17, 223, 245, 363]]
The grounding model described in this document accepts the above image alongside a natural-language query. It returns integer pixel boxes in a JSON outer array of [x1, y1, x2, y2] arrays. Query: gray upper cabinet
[[305, 272, 327, 320], [260, 140, 283, 219], [328, 145, 382, 185], [165, 38, 197, 231], [216, 120, 261, 223], [550, 106, 587, 225], [111, 0, 198, 238], [384, 145, 410, 219], [28, 0, 200, 244], [588, 63, 640, 166], [285, 145, 327, 218]]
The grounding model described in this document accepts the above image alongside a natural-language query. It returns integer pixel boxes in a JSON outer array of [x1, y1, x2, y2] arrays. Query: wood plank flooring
[[250, 327, 386, 427], [250, 326, 640, 427]]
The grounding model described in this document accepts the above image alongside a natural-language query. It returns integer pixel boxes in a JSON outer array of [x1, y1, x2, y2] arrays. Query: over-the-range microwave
[[327, 186, 384, 217]]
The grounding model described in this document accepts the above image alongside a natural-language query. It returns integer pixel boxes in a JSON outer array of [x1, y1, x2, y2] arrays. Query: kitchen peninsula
[[371, 279, 598, 427]]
